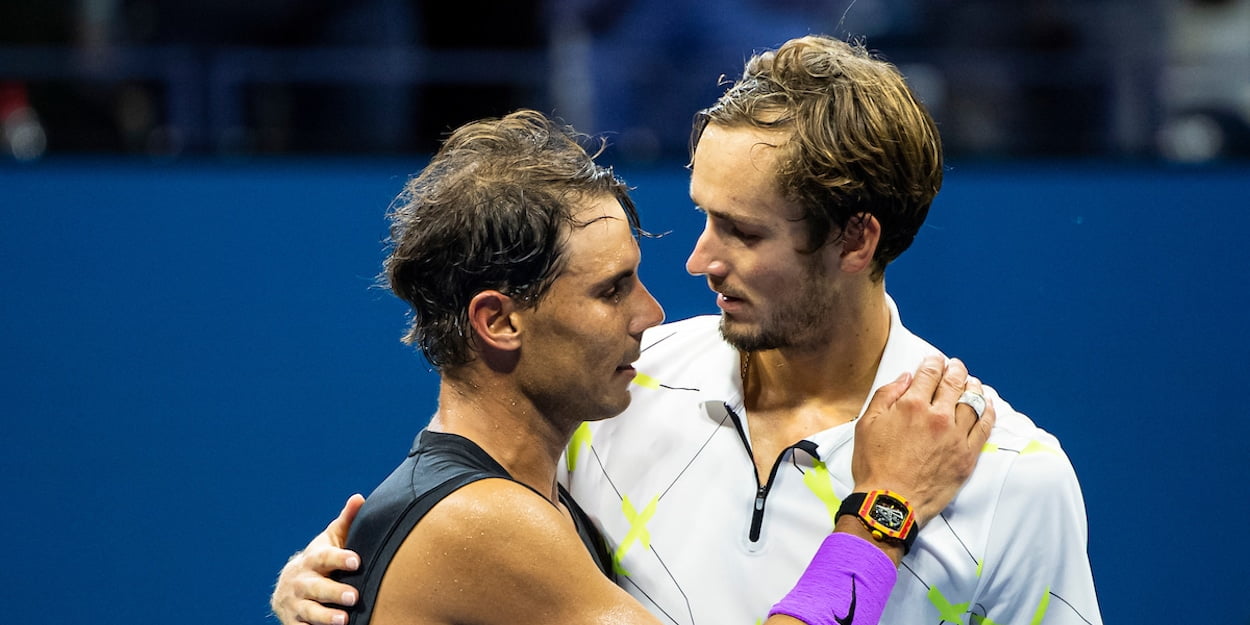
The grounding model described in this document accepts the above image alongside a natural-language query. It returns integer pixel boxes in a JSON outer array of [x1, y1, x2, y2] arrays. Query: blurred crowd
[[2, 0, 1248, 162]]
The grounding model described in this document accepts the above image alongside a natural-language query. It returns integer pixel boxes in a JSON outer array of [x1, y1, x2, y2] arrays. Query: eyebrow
[[590, 266, 636, 291], [695, 203, 770, 229]]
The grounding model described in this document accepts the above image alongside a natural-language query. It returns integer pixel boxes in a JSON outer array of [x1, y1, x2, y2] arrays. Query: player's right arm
[[376, 479, 852, 625]]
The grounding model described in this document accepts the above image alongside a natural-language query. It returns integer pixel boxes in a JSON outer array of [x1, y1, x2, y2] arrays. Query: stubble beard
[[719, 262, 837, 353]]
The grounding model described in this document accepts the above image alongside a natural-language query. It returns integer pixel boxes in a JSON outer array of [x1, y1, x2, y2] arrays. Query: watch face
[[858, 490, 915, 540], [870, 497, 909, 531]]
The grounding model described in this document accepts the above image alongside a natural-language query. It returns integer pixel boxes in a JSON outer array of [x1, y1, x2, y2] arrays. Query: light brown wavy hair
[[692, 35, 943, 279]]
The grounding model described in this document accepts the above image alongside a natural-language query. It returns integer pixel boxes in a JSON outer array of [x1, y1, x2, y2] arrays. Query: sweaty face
[[516, 195, 665, 422], [686, 124, 844, 352]]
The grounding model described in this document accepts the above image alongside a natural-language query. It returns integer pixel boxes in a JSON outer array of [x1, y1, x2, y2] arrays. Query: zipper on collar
[[725, 403, 820, 543]]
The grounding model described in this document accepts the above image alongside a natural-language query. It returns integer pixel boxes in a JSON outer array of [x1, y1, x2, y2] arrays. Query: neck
[[744, 287, 890, 413], [427, 373, 573, 503]]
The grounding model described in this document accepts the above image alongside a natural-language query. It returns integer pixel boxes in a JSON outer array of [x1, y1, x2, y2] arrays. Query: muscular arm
[[377, 479, 842, 625]]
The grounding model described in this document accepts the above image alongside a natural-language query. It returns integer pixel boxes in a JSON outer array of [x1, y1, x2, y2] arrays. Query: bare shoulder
[[411, 478, 592, 577], [373, 478, 655, 625]]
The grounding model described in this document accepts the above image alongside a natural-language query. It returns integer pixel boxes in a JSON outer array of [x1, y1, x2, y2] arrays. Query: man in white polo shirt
[[559, 35, 1100, 625]]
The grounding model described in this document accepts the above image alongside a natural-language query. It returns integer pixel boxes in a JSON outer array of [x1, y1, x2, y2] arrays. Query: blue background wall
[[3, 160, 1248, 624]]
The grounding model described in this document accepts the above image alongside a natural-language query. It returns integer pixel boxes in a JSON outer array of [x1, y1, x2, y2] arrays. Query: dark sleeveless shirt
[[332, 430, 613, 625]]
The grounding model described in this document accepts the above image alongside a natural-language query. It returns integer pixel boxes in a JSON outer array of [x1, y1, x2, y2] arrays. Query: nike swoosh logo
[[835, 577, 857, 625]]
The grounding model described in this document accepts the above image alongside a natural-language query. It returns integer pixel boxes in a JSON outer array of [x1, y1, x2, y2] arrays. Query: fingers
[[863, 370, 913, 416], [326, 494, 366, 547], [287, 550, 359, 625], [899, 356, 968, 416], [297, 573, 358, 606], [965, 376, 997, 447], [953, 375, 997, 444], [273, 548, 359, 625], [305, 543, 361, 575], [293, 598, 353, 625], [953, 373, 983, 435], [851, 357, 996, 526], [902, 355, 946, 402], [271, 497, 367, 625], [931, 357, 969, 407]]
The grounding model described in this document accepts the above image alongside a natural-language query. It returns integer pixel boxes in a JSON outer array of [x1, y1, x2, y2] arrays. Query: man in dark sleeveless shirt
[[273, 109, 994, 625]]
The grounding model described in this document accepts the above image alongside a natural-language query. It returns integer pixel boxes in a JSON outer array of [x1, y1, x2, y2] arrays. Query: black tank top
[[333, 430, 613, 625]]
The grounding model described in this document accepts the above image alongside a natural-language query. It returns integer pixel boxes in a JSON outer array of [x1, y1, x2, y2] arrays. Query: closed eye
[[599, 273, 636, 302], [729, 224, 760, 242], [695, 204, 764, 245], [715, 217, 761, 244]]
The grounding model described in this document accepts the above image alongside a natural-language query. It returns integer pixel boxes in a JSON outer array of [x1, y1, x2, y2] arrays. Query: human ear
[[467, 291, 521, 352], [839, 213, 881, 274]]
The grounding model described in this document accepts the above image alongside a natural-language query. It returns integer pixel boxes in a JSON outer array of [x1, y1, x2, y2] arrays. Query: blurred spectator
[[0, 0, 124, 153], [1158, 0, 1250, 161], [1, 81, 48, 161], [1, 0, 1239, 161]]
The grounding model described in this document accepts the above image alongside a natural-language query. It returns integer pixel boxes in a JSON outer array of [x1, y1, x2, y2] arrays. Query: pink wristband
[[768, 533, 898, 625]]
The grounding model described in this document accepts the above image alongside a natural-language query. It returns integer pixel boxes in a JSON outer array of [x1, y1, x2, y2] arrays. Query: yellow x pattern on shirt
[[801, 457, 842, 530], [928, 585, 971, 625], [612, 494, 659, 576], [566, 422, 593, 472], [930, 581, 1055, 625]]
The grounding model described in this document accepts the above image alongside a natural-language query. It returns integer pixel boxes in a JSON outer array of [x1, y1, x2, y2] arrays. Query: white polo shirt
[[559, 297, 1102, 625]]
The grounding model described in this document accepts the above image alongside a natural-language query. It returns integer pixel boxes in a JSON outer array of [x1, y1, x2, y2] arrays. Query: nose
[[631, 280, 665, 335], [685, 223, 726, 278]]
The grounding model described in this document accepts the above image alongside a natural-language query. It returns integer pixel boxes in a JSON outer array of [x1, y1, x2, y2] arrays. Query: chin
[[586, 409, 627, 422], [719, 319, 772, 352], [603, 393, 634, 421]]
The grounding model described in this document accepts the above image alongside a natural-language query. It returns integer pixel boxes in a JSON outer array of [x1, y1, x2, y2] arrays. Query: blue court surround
[[2, 158, 1247, 624]]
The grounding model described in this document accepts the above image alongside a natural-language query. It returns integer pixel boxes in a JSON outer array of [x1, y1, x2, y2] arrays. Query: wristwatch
[[836, 490, 918, 554]]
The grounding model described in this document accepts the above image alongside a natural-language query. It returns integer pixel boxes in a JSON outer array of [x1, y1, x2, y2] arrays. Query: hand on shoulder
[[852, 356, 996, 525]]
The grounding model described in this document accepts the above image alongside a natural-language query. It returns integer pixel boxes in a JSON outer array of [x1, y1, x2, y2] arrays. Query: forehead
[[689, 124, 799, 221], [556, 195, 639, 279]]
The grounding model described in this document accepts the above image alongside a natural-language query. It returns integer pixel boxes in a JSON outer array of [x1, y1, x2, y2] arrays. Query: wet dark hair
[[384, 109, 640, 369]]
